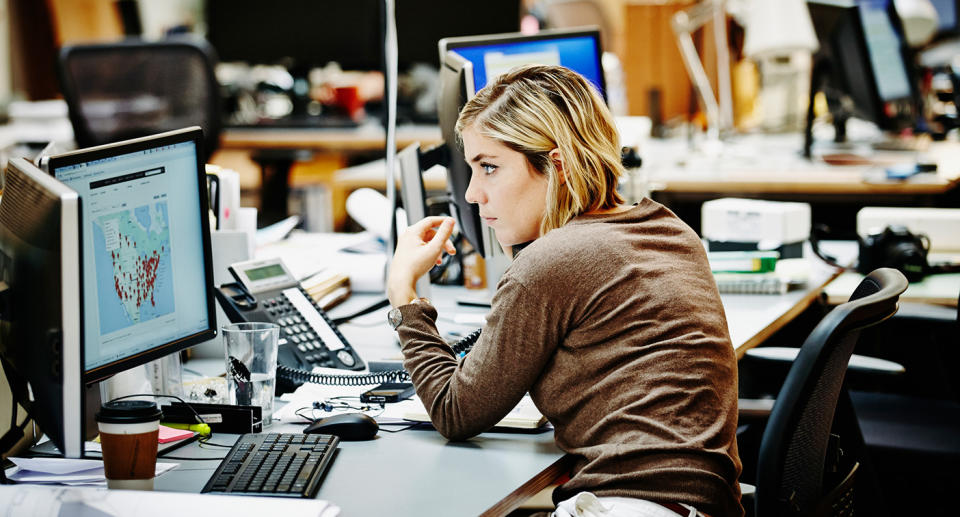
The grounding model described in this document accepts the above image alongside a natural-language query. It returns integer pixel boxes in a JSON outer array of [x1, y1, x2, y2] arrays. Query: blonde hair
[[456, 64, 625, 236]]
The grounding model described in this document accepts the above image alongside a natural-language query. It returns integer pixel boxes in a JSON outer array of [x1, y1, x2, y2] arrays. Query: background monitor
[[930, 0, 959, 37], [437, 28, 605, 259], [0, 158, 83, 458], [396, 143, 431, 299], [204, 0, 384, 72], [396, 0, 522, 70], [807, 0, 917, 135], [47, 127, 217, 386]]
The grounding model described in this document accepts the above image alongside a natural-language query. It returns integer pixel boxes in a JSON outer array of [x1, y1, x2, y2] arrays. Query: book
[[713, 273, 789, 295], [708, 251, 779, 273], [301, 268, 351, 310], [713, 258, 810, 295]]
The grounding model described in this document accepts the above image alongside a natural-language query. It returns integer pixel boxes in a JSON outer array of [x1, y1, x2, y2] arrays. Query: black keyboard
[[202, 433, 339, 498]]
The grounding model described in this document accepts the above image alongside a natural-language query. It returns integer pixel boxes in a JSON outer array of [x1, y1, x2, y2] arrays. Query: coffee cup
[[95, 400, 162, 490]]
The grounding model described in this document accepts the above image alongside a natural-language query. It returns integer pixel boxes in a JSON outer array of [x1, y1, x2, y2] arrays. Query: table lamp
[[742, 0, 818, 131], [672, 0, 733, 152], [894, 0, 939, 48]]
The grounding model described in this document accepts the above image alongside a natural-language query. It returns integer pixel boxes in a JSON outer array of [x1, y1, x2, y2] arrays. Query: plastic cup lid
[[95, 400, 162, 424]]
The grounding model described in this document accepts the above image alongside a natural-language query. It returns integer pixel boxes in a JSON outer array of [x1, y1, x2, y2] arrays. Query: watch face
[[388, 308, 403, 329]]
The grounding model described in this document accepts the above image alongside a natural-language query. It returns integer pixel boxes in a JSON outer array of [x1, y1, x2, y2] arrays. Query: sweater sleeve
[[396, 274, 563, 441]]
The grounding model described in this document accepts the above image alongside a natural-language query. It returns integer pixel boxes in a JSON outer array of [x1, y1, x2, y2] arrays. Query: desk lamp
[[895, 0, 939, 47], [671, 0, 734, 153], [741, 0, 818, 131]]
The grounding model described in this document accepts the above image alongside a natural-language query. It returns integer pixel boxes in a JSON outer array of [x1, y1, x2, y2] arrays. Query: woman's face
[[461, 125, 549, 248]]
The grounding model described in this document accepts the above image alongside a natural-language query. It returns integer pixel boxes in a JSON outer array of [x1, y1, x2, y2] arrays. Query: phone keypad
[[262, 291, 358, 370]]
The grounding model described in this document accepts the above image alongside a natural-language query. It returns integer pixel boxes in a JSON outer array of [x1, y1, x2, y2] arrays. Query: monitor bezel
[[45, 126, 218, 383], [0, 157, 84, 457], [438, 27, 608, 101]]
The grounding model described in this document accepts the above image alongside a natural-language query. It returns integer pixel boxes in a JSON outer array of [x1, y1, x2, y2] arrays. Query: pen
[[162, 422, 211, 436]]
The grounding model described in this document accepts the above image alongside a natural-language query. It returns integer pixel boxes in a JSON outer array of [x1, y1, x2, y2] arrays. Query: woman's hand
[[387, 216, 457, 307]]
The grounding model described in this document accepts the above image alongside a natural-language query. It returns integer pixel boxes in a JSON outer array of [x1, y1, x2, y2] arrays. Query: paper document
[[0, 485, 339, 517], [398, 394, 549, 430], [274, 381, 549, 430], [5, 457, 177, 487]]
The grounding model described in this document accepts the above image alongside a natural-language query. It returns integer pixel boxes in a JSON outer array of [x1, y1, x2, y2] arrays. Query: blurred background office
[[1, 1, 959, 515]]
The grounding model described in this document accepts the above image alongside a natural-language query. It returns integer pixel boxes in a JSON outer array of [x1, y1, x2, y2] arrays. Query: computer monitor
[[437, 28, 606, 259], [806, 0, 917, 145], [930, 0, 960, 38], [1, 127, 218, 458], [397, 143, 431, 298], [396, 0, 521, 70], [0, 158, 83, 458], [46, 127, 217, 384], [204, 0, 384, 72]]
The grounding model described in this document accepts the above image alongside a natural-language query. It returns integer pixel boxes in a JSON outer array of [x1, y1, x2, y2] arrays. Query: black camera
[[858, 225, 930, 282]]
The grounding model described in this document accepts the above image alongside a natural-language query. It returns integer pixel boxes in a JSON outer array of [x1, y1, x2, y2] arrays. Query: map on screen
[[93, 200, 175, 334]]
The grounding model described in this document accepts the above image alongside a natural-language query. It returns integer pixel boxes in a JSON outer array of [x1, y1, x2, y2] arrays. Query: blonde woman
[[387, 65, 742, 517]]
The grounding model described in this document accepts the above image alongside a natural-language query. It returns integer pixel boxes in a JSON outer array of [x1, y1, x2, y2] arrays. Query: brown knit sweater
[[395, 199, 743, 517]]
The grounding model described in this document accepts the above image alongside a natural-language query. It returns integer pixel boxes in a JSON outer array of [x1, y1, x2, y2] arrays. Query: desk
[[220, 124, 442, 153], [635, 134, 960, 236], [156, 241, 846, 514]]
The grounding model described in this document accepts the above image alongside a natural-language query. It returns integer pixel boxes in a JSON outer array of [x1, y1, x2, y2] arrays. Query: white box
[[701, 198, 811, 255], [857, 207, 960, 252]]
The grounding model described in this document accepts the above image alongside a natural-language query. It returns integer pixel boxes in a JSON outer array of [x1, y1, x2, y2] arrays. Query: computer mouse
[[303, 412, 379, 441]]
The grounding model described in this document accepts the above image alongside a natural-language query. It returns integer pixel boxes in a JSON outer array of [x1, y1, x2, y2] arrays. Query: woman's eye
[[481, 163, 497, 174]]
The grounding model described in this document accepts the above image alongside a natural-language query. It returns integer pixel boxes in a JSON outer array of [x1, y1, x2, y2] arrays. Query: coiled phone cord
[[277, 327, 484, 386]]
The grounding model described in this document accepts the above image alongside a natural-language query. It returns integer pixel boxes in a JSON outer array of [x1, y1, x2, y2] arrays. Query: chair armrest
[[738, 398, 775, 419], [745, 347, 905, 375]]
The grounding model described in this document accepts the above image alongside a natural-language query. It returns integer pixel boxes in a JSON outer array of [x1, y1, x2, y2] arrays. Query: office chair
[[751, 268, 907, 517], [58, 38, 221, 162]]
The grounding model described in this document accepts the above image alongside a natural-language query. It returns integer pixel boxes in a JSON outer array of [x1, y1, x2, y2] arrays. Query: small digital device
[[216, 257, 365, 379], [360, 382, 415, 403]]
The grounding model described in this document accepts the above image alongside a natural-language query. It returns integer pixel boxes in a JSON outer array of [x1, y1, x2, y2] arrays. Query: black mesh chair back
[[58, 38, 220, 161], [755, 268, 908, 517]]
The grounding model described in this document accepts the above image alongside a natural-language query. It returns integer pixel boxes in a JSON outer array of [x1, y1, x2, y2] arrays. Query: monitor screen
[[48, 127, 216, 382], [930, 0, 958, 32], [442, 30, 606, 98], [860, 1, 913, 102]]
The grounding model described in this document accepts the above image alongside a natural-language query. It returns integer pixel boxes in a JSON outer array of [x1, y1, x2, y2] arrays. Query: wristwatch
[[388, 298, 429, 330]]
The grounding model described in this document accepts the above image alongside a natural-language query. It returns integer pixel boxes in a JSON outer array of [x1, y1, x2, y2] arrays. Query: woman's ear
[[549, 148, 565, 185]]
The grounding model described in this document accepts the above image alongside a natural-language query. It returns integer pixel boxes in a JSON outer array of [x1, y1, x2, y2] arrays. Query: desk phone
[[215, 258, 366, 382]]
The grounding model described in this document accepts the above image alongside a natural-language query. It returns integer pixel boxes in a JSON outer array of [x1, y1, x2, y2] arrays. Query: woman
[[387, 65, 742, 517]]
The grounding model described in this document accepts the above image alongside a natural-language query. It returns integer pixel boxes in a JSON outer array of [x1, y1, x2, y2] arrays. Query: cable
[[330, 297, 390, 325], [107, 393, 209, 426]]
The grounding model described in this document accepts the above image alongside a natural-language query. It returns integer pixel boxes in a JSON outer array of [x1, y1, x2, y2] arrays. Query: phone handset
[[276, 327, 484, 387]]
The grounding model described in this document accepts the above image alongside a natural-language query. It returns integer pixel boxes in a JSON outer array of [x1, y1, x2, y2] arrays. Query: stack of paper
[[4, 457, 177, 487], [0, 484, 340, 517]]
